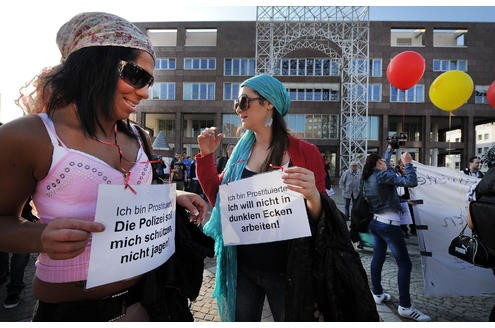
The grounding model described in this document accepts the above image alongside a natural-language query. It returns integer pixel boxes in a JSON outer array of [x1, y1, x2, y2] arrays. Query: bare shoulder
[[0, 114, 52, 179], [0, 115, 48, 147]]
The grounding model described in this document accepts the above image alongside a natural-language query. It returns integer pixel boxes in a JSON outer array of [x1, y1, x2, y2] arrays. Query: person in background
[[171, 154, 187, 191], [467, 145, 495, 321], [216, 143, 234, 174], [362, 145, 430, 321], [0, 199, 39, 309], [339, 162, 361, 221], [195, 74, 378, 322], [463, 156, 484, 178], [0, 12, 207, 321]]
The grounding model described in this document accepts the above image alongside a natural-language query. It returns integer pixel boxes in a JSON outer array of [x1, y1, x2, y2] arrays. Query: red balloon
[[386, 51, 425, 91], [487, 81, 495, 109]]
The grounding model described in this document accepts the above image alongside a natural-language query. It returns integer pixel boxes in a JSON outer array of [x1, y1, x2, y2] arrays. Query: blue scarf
[[202, 74, 290, 321], [202, 130, 255, 322]]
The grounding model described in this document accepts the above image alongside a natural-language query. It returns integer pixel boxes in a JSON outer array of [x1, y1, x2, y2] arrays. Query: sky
[[1, 0, 495, 123]]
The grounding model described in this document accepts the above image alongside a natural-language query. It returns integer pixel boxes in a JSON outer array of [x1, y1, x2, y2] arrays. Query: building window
[[475, 85, 489, 104], [183, 114, 215, 138], [287, 87, 339, 102], [158, 119, 175, 138], [433, 28, 467, 47], [224, 58, 256, 76], [223, 83, 241, 100], [150, 83, 175, 100], [390, 85, 425, 103], [432, 59, 468, 72], [390, 28, 425, 47], [183, 83, 215, 100], [184, 58, 216, 70], [368, 84, 382, 102], [155, 58, 176, 70], [274, 58, 340, 77], [285, 114, 339, 139], [485, 133, 490, 140], [147, 29, 177, 46], [478, 134, 483, 141], [185, 29, 217, 46], [477, 147, 482, 154], [370, 58, 382, 77]]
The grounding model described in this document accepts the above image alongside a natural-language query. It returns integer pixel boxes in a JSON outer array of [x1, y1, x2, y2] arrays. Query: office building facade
[[132, 20, 495, 177]]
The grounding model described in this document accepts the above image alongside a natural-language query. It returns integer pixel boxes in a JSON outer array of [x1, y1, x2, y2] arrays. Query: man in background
[[339, 162, 361, 221], [463, 156, 484, 178]]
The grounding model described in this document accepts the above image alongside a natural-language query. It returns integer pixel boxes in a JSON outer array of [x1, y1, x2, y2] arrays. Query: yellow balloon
[[429, 70, 474, 112]]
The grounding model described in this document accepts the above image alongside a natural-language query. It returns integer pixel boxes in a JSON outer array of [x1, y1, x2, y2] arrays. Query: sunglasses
[[234, 94, 263, 112], [118, 60, 154, 89]]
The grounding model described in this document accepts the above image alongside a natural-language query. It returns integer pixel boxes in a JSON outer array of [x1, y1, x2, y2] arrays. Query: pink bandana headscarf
[[57, 12, 155, 61], [16, 12, 155, 114]]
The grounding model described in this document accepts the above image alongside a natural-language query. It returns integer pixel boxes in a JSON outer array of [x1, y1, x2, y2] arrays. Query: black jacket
[[285, 193, 379, 321], [140, 206, 215, 321]]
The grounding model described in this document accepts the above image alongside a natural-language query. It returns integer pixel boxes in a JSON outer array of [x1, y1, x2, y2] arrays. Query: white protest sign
[[86, 184, 176, 289], [219, 170, 310, 246], [399, 202, 413, 225]]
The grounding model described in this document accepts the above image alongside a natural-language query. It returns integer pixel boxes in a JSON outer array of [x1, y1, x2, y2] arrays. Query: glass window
[[155, 58, 176, 70], [390, 85, 425, 103], [368, 84, 382, 102], [225, 59, 232, 75], [290, 59, 297, 76], [371, 58, 382, 77], [314, 59, 322, 76], [433, 59, 468, 72], [183, 82, 215, 100], [183, 114, 215, 138], [475, 85, 488, 104], [285, 114, 339, 139], [184, 58, 215, 70], [149, 83, 175, 100]]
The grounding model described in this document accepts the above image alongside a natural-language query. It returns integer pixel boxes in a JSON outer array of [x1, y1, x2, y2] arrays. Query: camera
[[386, 132, 407, 150]]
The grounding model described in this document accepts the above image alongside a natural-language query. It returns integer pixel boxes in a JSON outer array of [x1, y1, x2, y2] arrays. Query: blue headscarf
[[202, 74, 290, 321], [241, 74, 290, 117]]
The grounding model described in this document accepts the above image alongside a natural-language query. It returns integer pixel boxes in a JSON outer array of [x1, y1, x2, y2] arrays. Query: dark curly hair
[[362, 153, 381, 180]]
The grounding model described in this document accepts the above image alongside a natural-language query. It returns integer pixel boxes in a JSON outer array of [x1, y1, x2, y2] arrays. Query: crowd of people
[[0, 10, 493, 323]]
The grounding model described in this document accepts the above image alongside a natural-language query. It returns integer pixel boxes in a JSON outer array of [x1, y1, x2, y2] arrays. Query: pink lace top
[[33, 113, 153, 283]]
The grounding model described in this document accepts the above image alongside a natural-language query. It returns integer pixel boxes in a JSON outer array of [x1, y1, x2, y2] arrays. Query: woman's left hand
[[281, 166, 322, 220], [176, 190, 209, 224]]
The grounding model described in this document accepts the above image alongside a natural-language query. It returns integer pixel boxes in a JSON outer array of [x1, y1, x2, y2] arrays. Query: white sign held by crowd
[[409, 162, 495, 297], [219, 170, 310, 246], [86, 184, 176, 288]]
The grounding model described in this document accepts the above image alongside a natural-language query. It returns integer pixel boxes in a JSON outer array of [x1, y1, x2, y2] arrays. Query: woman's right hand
[[41, 218, 105, 260], [197, 127, 223, 156]]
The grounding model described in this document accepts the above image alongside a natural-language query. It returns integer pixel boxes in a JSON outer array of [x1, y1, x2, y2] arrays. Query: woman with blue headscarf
[[196, 74, 378, 322]]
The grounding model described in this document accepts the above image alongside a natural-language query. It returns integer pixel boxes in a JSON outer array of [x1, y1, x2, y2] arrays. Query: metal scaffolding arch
[[256, 6, 370, 173]]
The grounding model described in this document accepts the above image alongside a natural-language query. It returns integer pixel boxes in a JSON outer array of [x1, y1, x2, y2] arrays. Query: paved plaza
[[1, 188, 494, 322]]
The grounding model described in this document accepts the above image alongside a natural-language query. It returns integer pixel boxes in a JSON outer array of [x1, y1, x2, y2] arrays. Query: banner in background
[[409, 162, 495, 297]]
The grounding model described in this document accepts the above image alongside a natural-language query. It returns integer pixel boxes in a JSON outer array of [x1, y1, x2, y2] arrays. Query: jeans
[[0, 252, 30, 295], [344, 196, 356, 219], [235, 266, 286, 321], [369, 219, 412, 308]]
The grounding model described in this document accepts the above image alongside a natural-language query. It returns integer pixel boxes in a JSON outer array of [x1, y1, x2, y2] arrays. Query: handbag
[[350, 180, 373, 234], [448, 224, 495, 268]]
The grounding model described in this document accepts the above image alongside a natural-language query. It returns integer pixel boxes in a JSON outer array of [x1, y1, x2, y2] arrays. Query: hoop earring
[[265, 116, 273, 128]]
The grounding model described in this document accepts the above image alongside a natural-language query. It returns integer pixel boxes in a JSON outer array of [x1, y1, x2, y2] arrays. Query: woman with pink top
[[0, 12, 207, 321]]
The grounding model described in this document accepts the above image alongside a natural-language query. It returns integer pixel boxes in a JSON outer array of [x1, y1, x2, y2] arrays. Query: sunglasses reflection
[[118, 60, 154, 89]]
